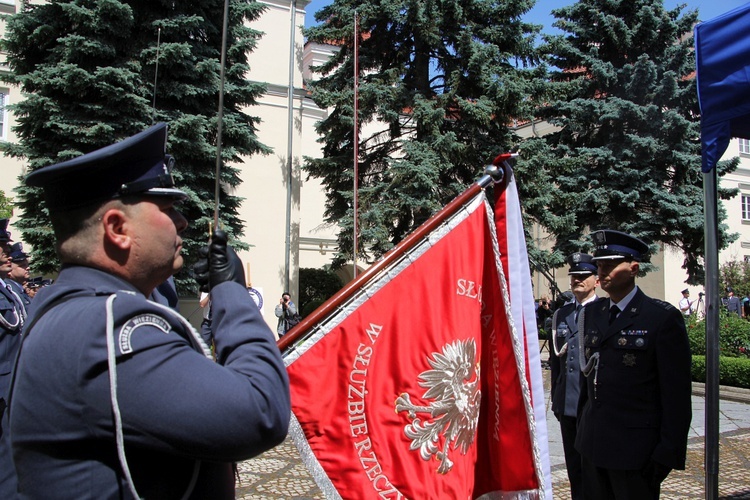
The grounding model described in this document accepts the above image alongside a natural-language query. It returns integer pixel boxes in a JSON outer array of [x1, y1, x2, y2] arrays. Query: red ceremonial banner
[[285, 190, 544, 499]]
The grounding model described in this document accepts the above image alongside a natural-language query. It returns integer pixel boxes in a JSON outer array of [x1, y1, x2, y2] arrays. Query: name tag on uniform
[[620, 329, 647, 336]]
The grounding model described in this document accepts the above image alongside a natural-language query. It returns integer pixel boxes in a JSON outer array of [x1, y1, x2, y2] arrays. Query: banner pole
[[277, 155, 514, 353]]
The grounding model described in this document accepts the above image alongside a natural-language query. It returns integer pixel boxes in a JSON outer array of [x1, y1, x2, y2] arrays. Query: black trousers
[[581, 455, 660, 500], [559, 414, 583, 500]]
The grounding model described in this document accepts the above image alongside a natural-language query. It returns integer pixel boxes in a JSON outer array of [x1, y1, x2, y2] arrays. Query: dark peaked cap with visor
[[567, 252, 597, 275], [25, 123, 186, 212], [591, 229, 650, 262]]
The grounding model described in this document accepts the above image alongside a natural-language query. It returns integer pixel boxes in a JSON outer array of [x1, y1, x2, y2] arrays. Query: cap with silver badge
[[25, 123, 186, 212]]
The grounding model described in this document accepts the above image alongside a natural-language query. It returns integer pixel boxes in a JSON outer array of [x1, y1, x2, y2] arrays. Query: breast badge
[[623, 353, 637, 367]]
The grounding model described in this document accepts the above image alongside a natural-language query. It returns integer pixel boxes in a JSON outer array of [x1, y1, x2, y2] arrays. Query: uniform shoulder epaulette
[[651, 298, 675, 311], [590, 296, 608, 306]]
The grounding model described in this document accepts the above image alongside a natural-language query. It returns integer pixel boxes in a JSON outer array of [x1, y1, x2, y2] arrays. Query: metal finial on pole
[[213, 0, 230, 230]]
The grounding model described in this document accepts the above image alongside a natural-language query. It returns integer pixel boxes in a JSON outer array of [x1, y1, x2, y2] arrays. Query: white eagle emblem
[[395, 338, 481, 474]]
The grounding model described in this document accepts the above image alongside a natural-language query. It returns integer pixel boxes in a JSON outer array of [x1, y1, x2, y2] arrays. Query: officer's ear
[[101, 205, 132, 251], [629, 260, 640, 277]]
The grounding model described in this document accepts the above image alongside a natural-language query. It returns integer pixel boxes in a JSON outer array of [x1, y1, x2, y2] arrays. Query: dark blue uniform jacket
[[9, 265, 290, 499], [575, 290, 691, 471]]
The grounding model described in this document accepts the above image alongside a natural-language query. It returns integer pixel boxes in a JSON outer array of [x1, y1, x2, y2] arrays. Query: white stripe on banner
[[504, 177, 553, 498]]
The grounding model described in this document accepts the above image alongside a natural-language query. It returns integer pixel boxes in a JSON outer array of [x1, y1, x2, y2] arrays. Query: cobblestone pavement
[[235, 364, 750, 499]]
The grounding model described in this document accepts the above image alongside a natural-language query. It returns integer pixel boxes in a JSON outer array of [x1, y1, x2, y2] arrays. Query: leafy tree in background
[[298, 266, 344, 316], [0, 190, 13, 218], [721, 259, 750, 300], [303, 0, 543, 267], [2, 0, 269, 293], [517, 0, 738, 284]]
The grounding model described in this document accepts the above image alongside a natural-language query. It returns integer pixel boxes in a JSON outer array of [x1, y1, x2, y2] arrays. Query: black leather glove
[[642, 460, 671, 488], [193, 245, 211, 292], [192, 230, 245, 291]]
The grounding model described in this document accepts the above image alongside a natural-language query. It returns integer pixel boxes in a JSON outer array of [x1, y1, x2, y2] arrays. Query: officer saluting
[[10, 123, 290, 499], [576, 230, 691, 499], [549, 252, 598, 500]]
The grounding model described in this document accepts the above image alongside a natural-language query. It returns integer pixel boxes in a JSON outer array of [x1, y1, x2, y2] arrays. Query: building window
[[0, 92, 7, 141], [740, 138, 750, 155], [743, 194, 750, 221]]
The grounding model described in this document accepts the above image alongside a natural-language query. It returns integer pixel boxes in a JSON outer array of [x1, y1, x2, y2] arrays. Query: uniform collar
[[577, 294, 598, 308], [610, 285, 639, 312]]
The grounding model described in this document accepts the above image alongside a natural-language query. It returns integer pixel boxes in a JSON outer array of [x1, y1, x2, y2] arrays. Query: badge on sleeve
[[119, 314, 172, 354]]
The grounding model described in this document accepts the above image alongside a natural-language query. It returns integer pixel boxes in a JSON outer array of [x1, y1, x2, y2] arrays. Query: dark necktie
[[575, 304, 582, 323], [609, 305, 619, 325]]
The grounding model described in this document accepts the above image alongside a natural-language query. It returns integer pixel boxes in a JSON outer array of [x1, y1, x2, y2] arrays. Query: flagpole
[[213, 0, 230, 230], [277, 154, 514, 353], [352, 10, 359, 279]]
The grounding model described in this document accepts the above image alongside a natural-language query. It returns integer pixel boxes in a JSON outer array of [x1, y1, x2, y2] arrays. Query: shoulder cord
[[0, 285, 25, 331], [0, 304, 21, 331], [550, 308, 567, 357], [105, 295, 208, 500], [577, 306, 600, 382]]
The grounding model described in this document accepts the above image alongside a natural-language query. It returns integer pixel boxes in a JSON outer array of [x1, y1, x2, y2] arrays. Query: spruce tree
[[303, 0, 542, 267], [519, 0, 737, 283], [2, 0, 269, 292]]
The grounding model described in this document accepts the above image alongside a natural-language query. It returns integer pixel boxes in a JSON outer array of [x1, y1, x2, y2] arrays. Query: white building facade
[[0, 0, 748, 328]]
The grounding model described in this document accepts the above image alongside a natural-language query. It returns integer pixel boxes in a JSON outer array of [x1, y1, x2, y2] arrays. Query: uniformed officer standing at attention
[[6, 243, 32, 308], [9, 123, 290, 499], [576, 230, 691, 499], [549, 252, 599, 500], [0, 220, 26, 498]]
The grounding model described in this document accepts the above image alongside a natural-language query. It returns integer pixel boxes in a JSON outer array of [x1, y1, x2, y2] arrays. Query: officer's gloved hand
[[193, 230, 246, 292], [642, 460, 671, 487], [193, 246, 211, 293]]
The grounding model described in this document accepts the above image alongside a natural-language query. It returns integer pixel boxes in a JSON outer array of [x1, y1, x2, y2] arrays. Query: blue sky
[[304, 0, 750, 32]]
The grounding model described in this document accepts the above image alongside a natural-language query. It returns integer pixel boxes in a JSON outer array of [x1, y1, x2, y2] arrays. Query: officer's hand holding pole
[[193, 230, 246, 291]]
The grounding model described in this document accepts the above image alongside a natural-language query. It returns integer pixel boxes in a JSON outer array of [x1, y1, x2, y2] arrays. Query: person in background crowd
[[24, 277, 52, 300], [549, 252, 599, 500], [0, 219, 25, 497], [275, 291, 298, 338], [724, 286, 743, 318], [576, 230, 691, 499], [536, 296, 553, 333], [10, 123, 290, 498], [678, 288, 695, 317]]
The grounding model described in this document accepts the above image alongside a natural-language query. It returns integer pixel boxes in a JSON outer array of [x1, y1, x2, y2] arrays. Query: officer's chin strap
[[550, 309, 568, 357], [105, 295, 210, 500]]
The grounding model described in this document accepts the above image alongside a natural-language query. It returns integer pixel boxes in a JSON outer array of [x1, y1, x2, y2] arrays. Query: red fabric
[[288, 196, 539, 498]]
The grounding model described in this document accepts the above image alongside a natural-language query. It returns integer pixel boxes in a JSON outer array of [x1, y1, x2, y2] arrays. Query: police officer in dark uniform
[[6, 243, 32, 308], [0, 219, 25, 498], [576, 230, 691, 499], [549, 252, 598, 500], [10, 123, 291, 499]]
